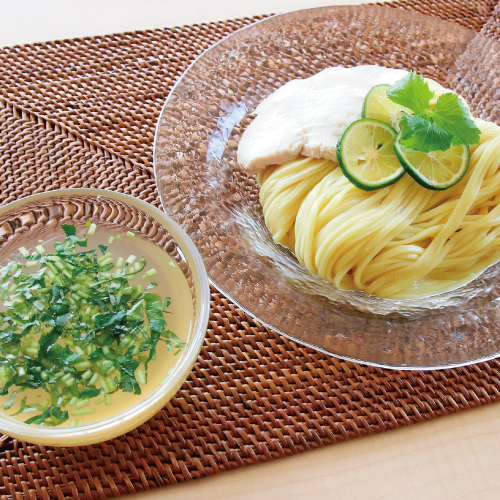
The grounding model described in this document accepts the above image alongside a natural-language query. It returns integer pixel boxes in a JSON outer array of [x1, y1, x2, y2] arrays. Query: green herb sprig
[[387, 71, 481, 152]]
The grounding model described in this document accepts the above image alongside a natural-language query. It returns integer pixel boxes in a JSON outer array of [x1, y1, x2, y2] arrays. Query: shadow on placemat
[[0, 0, 499, 498]]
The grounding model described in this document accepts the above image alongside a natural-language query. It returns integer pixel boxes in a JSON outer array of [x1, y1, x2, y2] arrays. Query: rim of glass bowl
[[0, 188, 210, 444]]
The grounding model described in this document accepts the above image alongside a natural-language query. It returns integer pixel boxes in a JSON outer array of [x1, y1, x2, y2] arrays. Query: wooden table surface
[[2, 1, 500, 499]]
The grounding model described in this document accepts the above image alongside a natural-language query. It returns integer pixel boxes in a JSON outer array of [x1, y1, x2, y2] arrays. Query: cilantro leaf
[[46, 344, 81, 366], [95, 310, 127, 329], [387, 71, 433, 116], [2, 389, 21, 410], [387, 71, 481, 153], [117, 354, 140, 394], [163, 297, 171, 312], [429, 92, 481, 147], [398, 115, 454, 152], [24, 405, 68, 426], [80, 387, 100, 399], [61, 225, 77, 237]]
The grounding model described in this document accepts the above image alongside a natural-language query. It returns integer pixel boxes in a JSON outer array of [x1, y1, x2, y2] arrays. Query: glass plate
[[154, 5, 500, 369]]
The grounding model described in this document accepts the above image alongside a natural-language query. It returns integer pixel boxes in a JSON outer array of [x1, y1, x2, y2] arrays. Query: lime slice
[[362, 84, 411, 131], [336, 118, 404, 191], [394, 133, 469, 190]]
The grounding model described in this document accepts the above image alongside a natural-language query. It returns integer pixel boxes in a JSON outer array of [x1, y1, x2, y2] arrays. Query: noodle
[[257, 119, 500, 299]]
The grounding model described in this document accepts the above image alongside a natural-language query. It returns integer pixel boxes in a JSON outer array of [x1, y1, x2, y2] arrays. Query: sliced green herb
[[0, 225, 181, 426]]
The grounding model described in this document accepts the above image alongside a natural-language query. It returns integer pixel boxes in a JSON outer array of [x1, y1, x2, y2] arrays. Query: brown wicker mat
[[1, 1, 500, 498]]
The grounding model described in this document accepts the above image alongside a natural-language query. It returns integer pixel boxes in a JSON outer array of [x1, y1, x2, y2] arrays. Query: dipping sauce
[[0, 223, 192, 428]]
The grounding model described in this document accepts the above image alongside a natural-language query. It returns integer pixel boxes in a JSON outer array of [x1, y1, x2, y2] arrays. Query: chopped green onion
[[74, 346, 85, 356], [35, 245, 45, 254], [99, 378, 109, 393], [54, 260, 66, 271], [108, 236, 115, 244], [97, 252, 113, 264], [105, 376, 115, 390], [105, 394, 113, 406], [75, 399, 89, 409], [87, 223, 97, 235], [46, 262, 58, 275], [95, 398, 104, 405], [141, 269, 158, 280], [25, 261, 39, 268], [99, 257, 114, 267], [77, 419, 85, 426], [126, 231, 135, 238], [74, 361, 91, 370], [116, 257, 124, 268], [64, 377, 75, 387], [168, 261, 175, 268], [72, 408, 96, 416], [136, 369, 146, 385], [126, 255, 137, 265], [117, 337, 132, 352], [18, 247, 29, 256], [69, 396, 78, 407]]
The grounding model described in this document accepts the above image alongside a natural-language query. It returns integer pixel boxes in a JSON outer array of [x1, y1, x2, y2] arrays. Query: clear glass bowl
[[154, 5, 500, 369], [0, 189, 210, 446]]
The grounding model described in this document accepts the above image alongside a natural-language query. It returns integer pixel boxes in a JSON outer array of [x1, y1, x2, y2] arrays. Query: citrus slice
[[336, 118, 405, 191], [394, 133, 470, 190], [362, 84, 412, 131]]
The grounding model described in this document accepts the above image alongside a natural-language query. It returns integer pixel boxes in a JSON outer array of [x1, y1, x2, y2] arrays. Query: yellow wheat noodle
[[257, 119, 500, 299]]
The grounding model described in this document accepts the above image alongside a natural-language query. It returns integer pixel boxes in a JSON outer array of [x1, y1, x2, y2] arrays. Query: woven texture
[[0, 2, 500, 499]]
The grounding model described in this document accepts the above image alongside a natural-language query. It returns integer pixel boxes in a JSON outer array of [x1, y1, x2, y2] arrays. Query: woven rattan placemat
[[1, 1, 500, 498]]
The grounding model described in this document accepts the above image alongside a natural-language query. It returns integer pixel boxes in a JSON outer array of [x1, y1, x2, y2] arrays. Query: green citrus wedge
[[394, 133, 470, 190], [362, 84, 412, 131], [336, 118, 405, 191]]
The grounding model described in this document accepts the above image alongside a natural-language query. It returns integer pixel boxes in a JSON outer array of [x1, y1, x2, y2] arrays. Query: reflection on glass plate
[[154, 5, 500, 369]]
